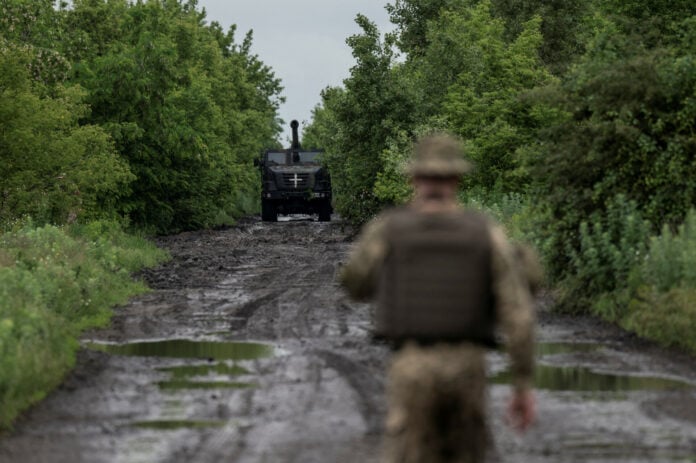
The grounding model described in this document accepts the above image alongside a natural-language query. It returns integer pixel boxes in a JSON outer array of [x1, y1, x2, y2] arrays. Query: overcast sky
[[195, 0, 395, 144]]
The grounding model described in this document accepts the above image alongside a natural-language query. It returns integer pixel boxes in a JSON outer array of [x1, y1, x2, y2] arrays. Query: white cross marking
[[290, 174, 303, 188]]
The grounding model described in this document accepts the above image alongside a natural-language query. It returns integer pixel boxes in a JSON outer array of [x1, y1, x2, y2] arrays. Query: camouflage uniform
[[339, 136, 536, 463]]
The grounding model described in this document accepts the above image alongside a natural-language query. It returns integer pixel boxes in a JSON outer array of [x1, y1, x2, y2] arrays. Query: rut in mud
[[1, 217, 696, 463]]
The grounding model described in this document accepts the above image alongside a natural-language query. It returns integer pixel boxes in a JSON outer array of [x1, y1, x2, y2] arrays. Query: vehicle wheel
[[261, 200, 277, 222], [318, 201, 332, 222]]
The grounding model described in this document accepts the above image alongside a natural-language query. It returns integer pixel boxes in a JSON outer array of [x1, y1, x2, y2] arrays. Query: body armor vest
[[375, 208, 497, 347]]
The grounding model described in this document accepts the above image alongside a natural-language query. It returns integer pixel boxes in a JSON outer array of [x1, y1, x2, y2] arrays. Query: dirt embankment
[[0, 217, 695, 463]]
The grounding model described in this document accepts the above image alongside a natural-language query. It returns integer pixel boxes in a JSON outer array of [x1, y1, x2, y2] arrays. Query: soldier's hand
[[507, 389, 536, 433]]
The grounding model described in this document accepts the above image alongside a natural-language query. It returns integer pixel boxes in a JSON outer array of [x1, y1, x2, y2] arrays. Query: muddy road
[[1, 217, 696, 463]]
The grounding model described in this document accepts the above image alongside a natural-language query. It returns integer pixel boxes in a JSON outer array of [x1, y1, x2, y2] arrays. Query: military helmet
[[405, 133, 472, 177]]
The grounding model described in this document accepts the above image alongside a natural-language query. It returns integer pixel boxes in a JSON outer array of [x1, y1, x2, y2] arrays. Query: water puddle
[[84, 339, 272, 432], [86, 339, 273, 361], [157, 380, 256, 391], [492, 342, 693, 392], [156, 363, 255, 390], [157, 363, 250, 378], [133, 420, 225, 430], [491, 364, 691, 391]]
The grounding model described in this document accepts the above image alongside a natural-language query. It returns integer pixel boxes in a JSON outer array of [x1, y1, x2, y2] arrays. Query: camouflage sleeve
[[339, 216, 389, 301], [489, 225, 536, 392]]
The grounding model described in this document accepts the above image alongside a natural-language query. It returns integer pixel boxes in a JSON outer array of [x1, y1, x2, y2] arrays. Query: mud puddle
[[492, 342, 694, 392], [133, 420, 226, 430], [85, 339, 274, 361], [0, 217, 695, 463], [84, 339, 273, 391], [490, 335, 696, 462]]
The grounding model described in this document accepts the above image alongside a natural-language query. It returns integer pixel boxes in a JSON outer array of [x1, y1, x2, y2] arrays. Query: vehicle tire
[[318, 201, 332, 222], [261, 200, 278, 222]]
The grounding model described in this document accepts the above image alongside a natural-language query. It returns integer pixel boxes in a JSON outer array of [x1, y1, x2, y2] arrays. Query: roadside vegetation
[[0, 221, 167, 429], [0, 0, 281, 429], [303, 0, 696, 353]]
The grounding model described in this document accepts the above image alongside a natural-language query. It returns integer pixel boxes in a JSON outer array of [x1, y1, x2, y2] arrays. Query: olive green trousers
[[382, 342, 489, 463]]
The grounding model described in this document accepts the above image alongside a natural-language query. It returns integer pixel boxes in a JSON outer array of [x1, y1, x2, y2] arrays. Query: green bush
[[623, 287, 696, 353], [616, 209, 696, 353], [0, 268, 75, 429], [373, 129, 415, 207], [525, 15, 696, 280], [553, 196, 650, 313], [641, 210, 696, 292], [0, 221, 167, 429], [574, 209, 696, 354]]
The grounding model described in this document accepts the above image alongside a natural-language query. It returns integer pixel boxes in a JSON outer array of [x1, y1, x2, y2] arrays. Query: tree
[[435, 2, 555, 194], [62, 0, 282, 232], [308, 2, 556, 220], [0, 44, 132, 224], [307, 15, 417, 224], [387, 0, 591, 73], [386, 0, 462, 56], [526, 15, 696, 280]]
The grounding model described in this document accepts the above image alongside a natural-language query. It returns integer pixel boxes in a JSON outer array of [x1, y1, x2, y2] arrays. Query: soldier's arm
[[339, 217, 389, 301], [490, 225, 536, 392]]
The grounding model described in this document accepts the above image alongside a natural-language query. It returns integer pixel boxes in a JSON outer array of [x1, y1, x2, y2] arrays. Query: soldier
[[340, 134, 537, 463]]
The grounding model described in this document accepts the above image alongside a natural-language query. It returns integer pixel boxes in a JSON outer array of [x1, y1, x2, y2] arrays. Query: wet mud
[[1, 216, 695, 462]]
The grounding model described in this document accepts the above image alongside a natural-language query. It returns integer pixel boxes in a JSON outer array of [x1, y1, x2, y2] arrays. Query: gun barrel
[[290, 120, 300, 150]]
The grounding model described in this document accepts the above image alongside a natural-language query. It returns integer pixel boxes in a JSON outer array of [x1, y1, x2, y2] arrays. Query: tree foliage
[[387, 0, 590, 73], [305, 0, 553, 222], [0, 38, 132, 225], [62, 0, 282, 232], [308, 15, 417, 223], [528, 14, 696, 281], [385, 0, 460, 57], [0, 0, 282, 233], [435, 2, 555, 193]]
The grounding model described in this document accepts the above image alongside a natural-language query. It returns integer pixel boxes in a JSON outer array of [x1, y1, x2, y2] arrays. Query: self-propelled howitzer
[[256, 120, 333, 222]]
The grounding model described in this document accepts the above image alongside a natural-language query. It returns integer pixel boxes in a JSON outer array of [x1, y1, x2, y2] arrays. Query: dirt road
[[1, 217, 695, 462]]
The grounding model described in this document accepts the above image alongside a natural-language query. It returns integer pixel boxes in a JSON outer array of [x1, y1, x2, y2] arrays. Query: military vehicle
[[256, 120, 333, 222]]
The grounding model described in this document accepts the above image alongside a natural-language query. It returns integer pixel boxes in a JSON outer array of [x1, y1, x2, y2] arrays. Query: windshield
[[266, 152, 287, 164], [297, 151, 322, 163]]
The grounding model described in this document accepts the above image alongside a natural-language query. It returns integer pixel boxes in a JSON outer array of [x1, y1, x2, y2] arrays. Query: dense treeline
[[304, 0, 696, 352], [0, 0, 281, 428], [1, 0, 281, 233]]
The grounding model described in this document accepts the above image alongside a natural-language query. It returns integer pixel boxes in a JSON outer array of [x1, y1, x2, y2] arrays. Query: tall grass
[[0, 221, 168, 429], [560, 196, 651, 314], [464, 191, 696, 354], [559, 199, 696, 354], [621, 210, 696, 352]]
